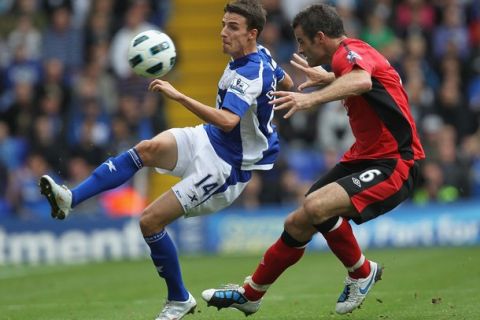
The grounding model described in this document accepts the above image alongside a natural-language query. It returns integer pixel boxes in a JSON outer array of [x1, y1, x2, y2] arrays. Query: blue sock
[[71, 148, 143, 207], [145, 230, 189, 301]]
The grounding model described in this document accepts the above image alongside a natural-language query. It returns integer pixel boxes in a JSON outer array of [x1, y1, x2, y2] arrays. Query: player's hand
[[149, 79, 184, 100], [270, 91, 312, 119], [290, 54, 334, 91]]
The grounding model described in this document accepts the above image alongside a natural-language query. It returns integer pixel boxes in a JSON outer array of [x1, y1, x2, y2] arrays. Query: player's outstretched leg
[[202, 279, 261, 316], [335, 260, 383, 314], [39, 175, 72, 220], [155, 292, 197, 320]]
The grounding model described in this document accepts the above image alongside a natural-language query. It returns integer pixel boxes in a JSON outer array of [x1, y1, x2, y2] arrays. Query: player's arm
[[277, 72, 294, 91], [149, 79, 240, 132], [272, 67, 371, 119]]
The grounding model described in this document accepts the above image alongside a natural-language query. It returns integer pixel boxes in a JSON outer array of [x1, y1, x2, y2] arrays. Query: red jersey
[[331, 38, 425, 162]]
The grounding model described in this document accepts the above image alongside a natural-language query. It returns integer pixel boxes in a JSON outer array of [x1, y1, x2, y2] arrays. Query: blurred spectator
[[394, 0, 436, 39], [85, 12, 113, 55], [0, 121, 28, 170], [466, 59, 480, 114], [38, 89, 66, 139], [336, 0, 362, 38], [261, 0, 295, 63], [432, 3, 470, 60], [69, 119, 107, 166], [404, 73, 435, 121], [43, 0, 72, 15], [236, 171, 263, 209], [317, 100, 354, 153], [42, 6, 84, 72], [8, 152, 60, 219], [37, 58, 71, 113], [107, 115, 137, 155], [64, 154, 104, 215], [30, 115, 66, 174], [275, 108, 318, 148], [462, 133, 480, 196], [1, 81, 37, 137], [67, 97, 110, 148], [117, 94, 154, 140], [360, 6, 396, 53], [278, 168, 304, 204], [2, 43, 42, 91], [109, 0, 157, 79], [413, 160, 459, 204], [7, 14, 42, 61], [70, 0, 92, 29], [280, 0, 316, 21], [419, 114, 444, 161], [435, 78, 477, 140], [74, 59, 117, 113], [436, 127, 471, 197], [257, 157, 303, 205], [402, 33, 440, 90], [142, 91, 168, 134]]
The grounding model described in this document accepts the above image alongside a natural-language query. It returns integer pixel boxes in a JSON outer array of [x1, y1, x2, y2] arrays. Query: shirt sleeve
[[258, 45, 285, 82], [274, 64, 285, 83], [222, 70, 262, 117], [332, 43, 375, 77]]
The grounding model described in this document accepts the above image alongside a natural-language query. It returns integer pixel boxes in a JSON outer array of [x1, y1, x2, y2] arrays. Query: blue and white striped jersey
[[204, 46, 285, 171]]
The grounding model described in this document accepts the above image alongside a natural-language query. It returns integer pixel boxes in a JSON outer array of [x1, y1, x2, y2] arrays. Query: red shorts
[[306, 159, 420, 224]]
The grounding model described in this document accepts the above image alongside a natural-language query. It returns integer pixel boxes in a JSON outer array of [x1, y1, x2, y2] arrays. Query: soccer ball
[[128, 30, 176, 78]]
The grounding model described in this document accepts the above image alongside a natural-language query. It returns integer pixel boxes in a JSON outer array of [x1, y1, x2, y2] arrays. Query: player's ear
[[314, 31, 326, 44], [248, 28, 258, 40]]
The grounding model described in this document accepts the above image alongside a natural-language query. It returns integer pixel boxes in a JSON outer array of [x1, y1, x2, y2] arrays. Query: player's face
[[294, 25, 328, 66], [221, 12, 255, 59]]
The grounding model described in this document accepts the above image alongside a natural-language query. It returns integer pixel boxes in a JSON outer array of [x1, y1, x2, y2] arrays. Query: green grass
[[1, 247, 479, 320]]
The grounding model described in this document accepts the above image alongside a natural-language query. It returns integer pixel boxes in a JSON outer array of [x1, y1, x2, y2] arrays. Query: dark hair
[[224, 0, 266, 38], [292, 4, 345, 40]]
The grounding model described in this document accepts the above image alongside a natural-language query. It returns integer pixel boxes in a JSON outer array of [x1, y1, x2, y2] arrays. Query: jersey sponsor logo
[[229, 77, 249, 95], [346, 50, 362, 64], [352, 177, 362, 188]]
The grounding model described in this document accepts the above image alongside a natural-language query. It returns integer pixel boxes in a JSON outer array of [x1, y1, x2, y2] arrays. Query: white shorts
[[156, 125, 252, 217]]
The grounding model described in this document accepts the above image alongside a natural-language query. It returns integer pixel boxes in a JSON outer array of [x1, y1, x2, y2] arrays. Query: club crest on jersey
[[230, 77, 249, 95], [346, 50, 362, 64]]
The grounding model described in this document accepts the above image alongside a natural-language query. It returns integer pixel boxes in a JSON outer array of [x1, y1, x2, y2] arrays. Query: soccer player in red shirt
[[202, 3, 425, 316]]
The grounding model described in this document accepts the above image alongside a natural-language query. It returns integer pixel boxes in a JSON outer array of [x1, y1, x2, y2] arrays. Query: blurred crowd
[[1, 0, 480, 219]]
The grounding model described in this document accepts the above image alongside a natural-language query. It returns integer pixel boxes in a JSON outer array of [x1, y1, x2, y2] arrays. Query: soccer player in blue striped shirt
[[39, 1, 292, 319]]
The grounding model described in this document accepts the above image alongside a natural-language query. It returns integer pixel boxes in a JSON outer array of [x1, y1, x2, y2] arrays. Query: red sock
[[322, 217, 370, 279], [243, 237, 305, 301]]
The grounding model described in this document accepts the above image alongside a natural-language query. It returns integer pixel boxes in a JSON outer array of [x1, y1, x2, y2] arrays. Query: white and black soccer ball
[[128, 30, 176, 78]]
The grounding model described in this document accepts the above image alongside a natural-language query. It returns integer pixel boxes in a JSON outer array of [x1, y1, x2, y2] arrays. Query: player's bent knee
[[303, 195, 322, 218], [139, 208, 168, 235], [283, 210, 317, 241], [134, 139, 155, 163], [304, 193, 351, 225]]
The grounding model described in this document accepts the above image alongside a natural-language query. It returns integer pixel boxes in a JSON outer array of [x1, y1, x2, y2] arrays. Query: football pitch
[[1, 246, 479, 320]]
